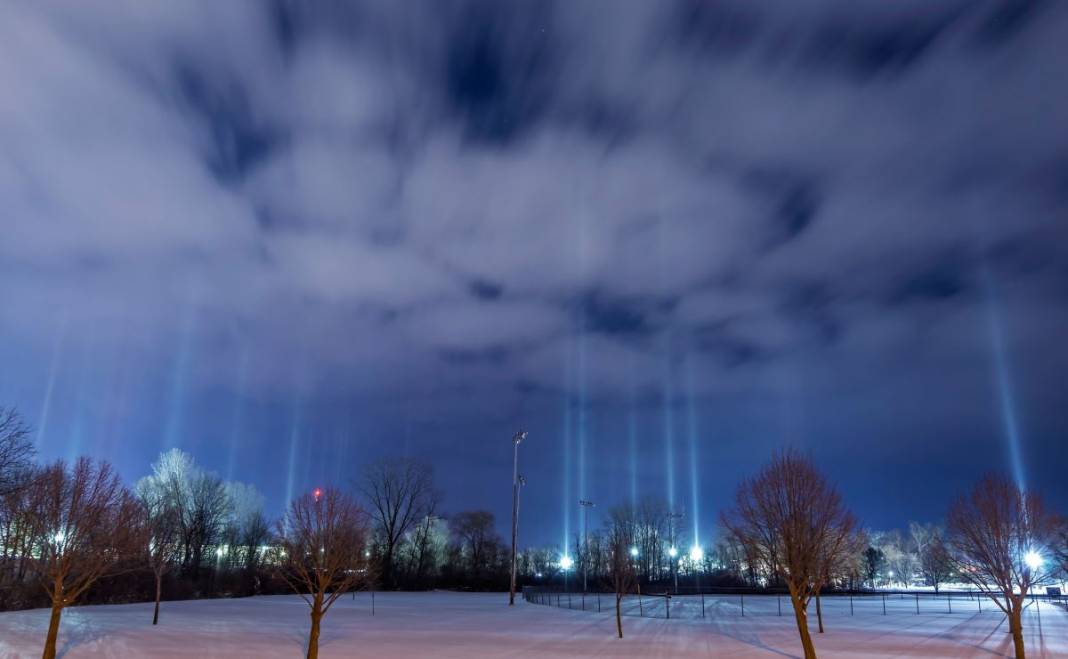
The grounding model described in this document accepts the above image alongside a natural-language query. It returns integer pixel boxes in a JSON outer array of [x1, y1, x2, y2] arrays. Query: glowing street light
[[629, 546, 639, 558], [689, 545, 704, 562], [313, 488, 322, 502], [668, 546, 678, 558], [1025, 550, 1044, 571]]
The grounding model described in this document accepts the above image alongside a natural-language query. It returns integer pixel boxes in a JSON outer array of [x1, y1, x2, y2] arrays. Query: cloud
[[2, 0, 1067, 536]]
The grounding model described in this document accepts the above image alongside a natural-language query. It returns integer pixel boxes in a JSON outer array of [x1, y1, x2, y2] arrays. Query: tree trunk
[[790, 592, 817, 659], [1009, 604, 1026, 659], [307, 609, 322, 659], [815, 590, 824, 634], [42, 604, 63, 659], [615, 594, 623, 639], [153, 572, 163, 625]]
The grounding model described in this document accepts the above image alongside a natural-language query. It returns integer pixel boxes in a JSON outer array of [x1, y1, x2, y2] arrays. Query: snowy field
[[1, 591, 1066, 658]]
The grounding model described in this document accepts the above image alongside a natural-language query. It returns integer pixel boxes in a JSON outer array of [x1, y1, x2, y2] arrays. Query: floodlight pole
[[579, 499, 595, 592], [509, 430, 528, 606]]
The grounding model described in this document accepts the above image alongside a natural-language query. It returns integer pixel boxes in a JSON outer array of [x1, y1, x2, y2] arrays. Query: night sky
[[2, 0, 1067, 550]]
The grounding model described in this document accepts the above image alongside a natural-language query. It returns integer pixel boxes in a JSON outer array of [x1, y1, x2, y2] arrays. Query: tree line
[[545, 450, 1065, 659], [0, 406, 517, 659]]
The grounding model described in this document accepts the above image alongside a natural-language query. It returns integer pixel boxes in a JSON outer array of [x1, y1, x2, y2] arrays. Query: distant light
[[535, 572, 543, 578], [888, 570, 894, 578], [313, 488, 322, 501], [1025, 551, 1044, 571], [559, 555, 574, 570], [629, 546, 639, 558], [53, 532, 65, 545], [364, 550, 371, 558], [668, 546, 678, 558], [689, 546, 704, 562], [216, 547, 225, 558]]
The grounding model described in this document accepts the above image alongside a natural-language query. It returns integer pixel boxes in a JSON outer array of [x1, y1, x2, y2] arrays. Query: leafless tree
[[136, 479, 181, 625], [918, 530, 954, 594], [946, 474, 1061, 659], [359, 457, 438, 588], [722, 450, 858, 659], [603, 506, 639, 639], [26, 458, 145, 659], [274, 488, 371, 659], [0, 407, 34, 498], [451, 510, 499, 577]]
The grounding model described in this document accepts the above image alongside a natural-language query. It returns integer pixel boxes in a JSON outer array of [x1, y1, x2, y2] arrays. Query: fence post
[[666, 596, 670, 620], [372, 590, 375, 616], [569, 593, 572, 609], [850, 593, 854, 616], [741, 594, 745, 617], [702, 593, 706, 619], [598, 593, 601, 612], [978, 596, 981, 613], [915, 593, 919, 615], [582, 593, 585, 611], [777, 596, 781, 616], [882, 593, 886, 615], [948, 594, 952, 614], [639, 593, 644, 617]]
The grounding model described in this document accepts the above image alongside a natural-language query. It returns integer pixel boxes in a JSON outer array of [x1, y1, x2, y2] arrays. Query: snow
[[1, 592, 1066, 658]]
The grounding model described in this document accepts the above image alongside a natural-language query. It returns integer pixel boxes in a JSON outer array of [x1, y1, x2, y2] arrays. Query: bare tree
[[274, 488, 371, 659], [26, 458, 145, 659], [0, 407, 34, 498], [451, 510, 499, 578], [135, 479, 181, 625], [359, 457, 438, 589], [603, 506, 639, 639], [722, 450, 858, 659], [918, 530, 954, 594], [946, 474, 1061, 659]]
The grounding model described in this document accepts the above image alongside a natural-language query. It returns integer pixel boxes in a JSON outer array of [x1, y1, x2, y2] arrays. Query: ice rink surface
[[1, 591, 1065, 658]]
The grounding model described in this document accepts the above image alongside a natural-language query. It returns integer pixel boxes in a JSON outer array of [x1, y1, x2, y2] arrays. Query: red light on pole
[[313, 488, 322, 502]]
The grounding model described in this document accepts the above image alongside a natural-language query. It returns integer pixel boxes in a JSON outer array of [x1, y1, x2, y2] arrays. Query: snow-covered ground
[[1, 591, 1065, 658]]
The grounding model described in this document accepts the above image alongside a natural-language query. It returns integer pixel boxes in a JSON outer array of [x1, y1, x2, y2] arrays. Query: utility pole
[[579, 499, 595, 592], [509, 430, 528, 606]]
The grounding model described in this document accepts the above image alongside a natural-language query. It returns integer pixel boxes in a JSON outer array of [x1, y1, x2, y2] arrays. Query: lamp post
[[579, 499, 595, 592], [509, 430, 528, 606]]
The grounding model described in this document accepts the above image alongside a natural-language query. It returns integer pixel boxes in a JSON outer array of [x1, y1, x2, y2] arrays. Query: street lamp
[[559, 554, 574, 593], [689, 545, 704, 562], [579, 499, 595, 592], [509, 430, 528, 606], [629, 546, 639, 558], [1025, 550, 1044, 571]]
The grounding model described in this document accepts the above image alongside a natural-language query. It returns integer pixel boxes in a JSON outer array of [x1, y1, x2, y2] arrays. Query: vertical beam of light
[[577, 329, 588, 508], [225, 347, 249, 481], [663, 359, 676, 510], [562, 340, 572, 554], [983, 271, 1027, 492], [284, 399, 302, 508], [163, 301, 197, 450], [628, 384, 638, 509], [685, 356, 700, 546], [35, 317, 68, 450]]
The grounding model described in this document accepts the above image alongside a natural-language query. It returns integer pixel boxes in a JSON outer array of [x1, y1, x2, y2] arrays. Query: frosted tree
[[135, 477, 181, 625]]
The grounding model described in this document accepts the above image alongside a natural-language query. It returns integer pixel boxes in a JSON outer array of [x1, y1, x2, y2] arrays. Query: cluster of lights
[[559, 555, 574, 570], [689, 545, 704, 562]]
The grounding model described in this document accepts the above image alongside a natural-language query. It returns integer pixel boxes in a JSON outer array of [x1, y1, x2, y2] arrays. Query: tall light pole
[[579, 499, 595, 592], [509, 430, 528, 606]]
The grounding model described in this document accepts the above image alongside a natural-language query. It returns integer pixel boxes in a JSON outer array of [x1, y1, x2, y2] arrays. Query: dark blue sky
[[2, 0, 1067, 550]]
